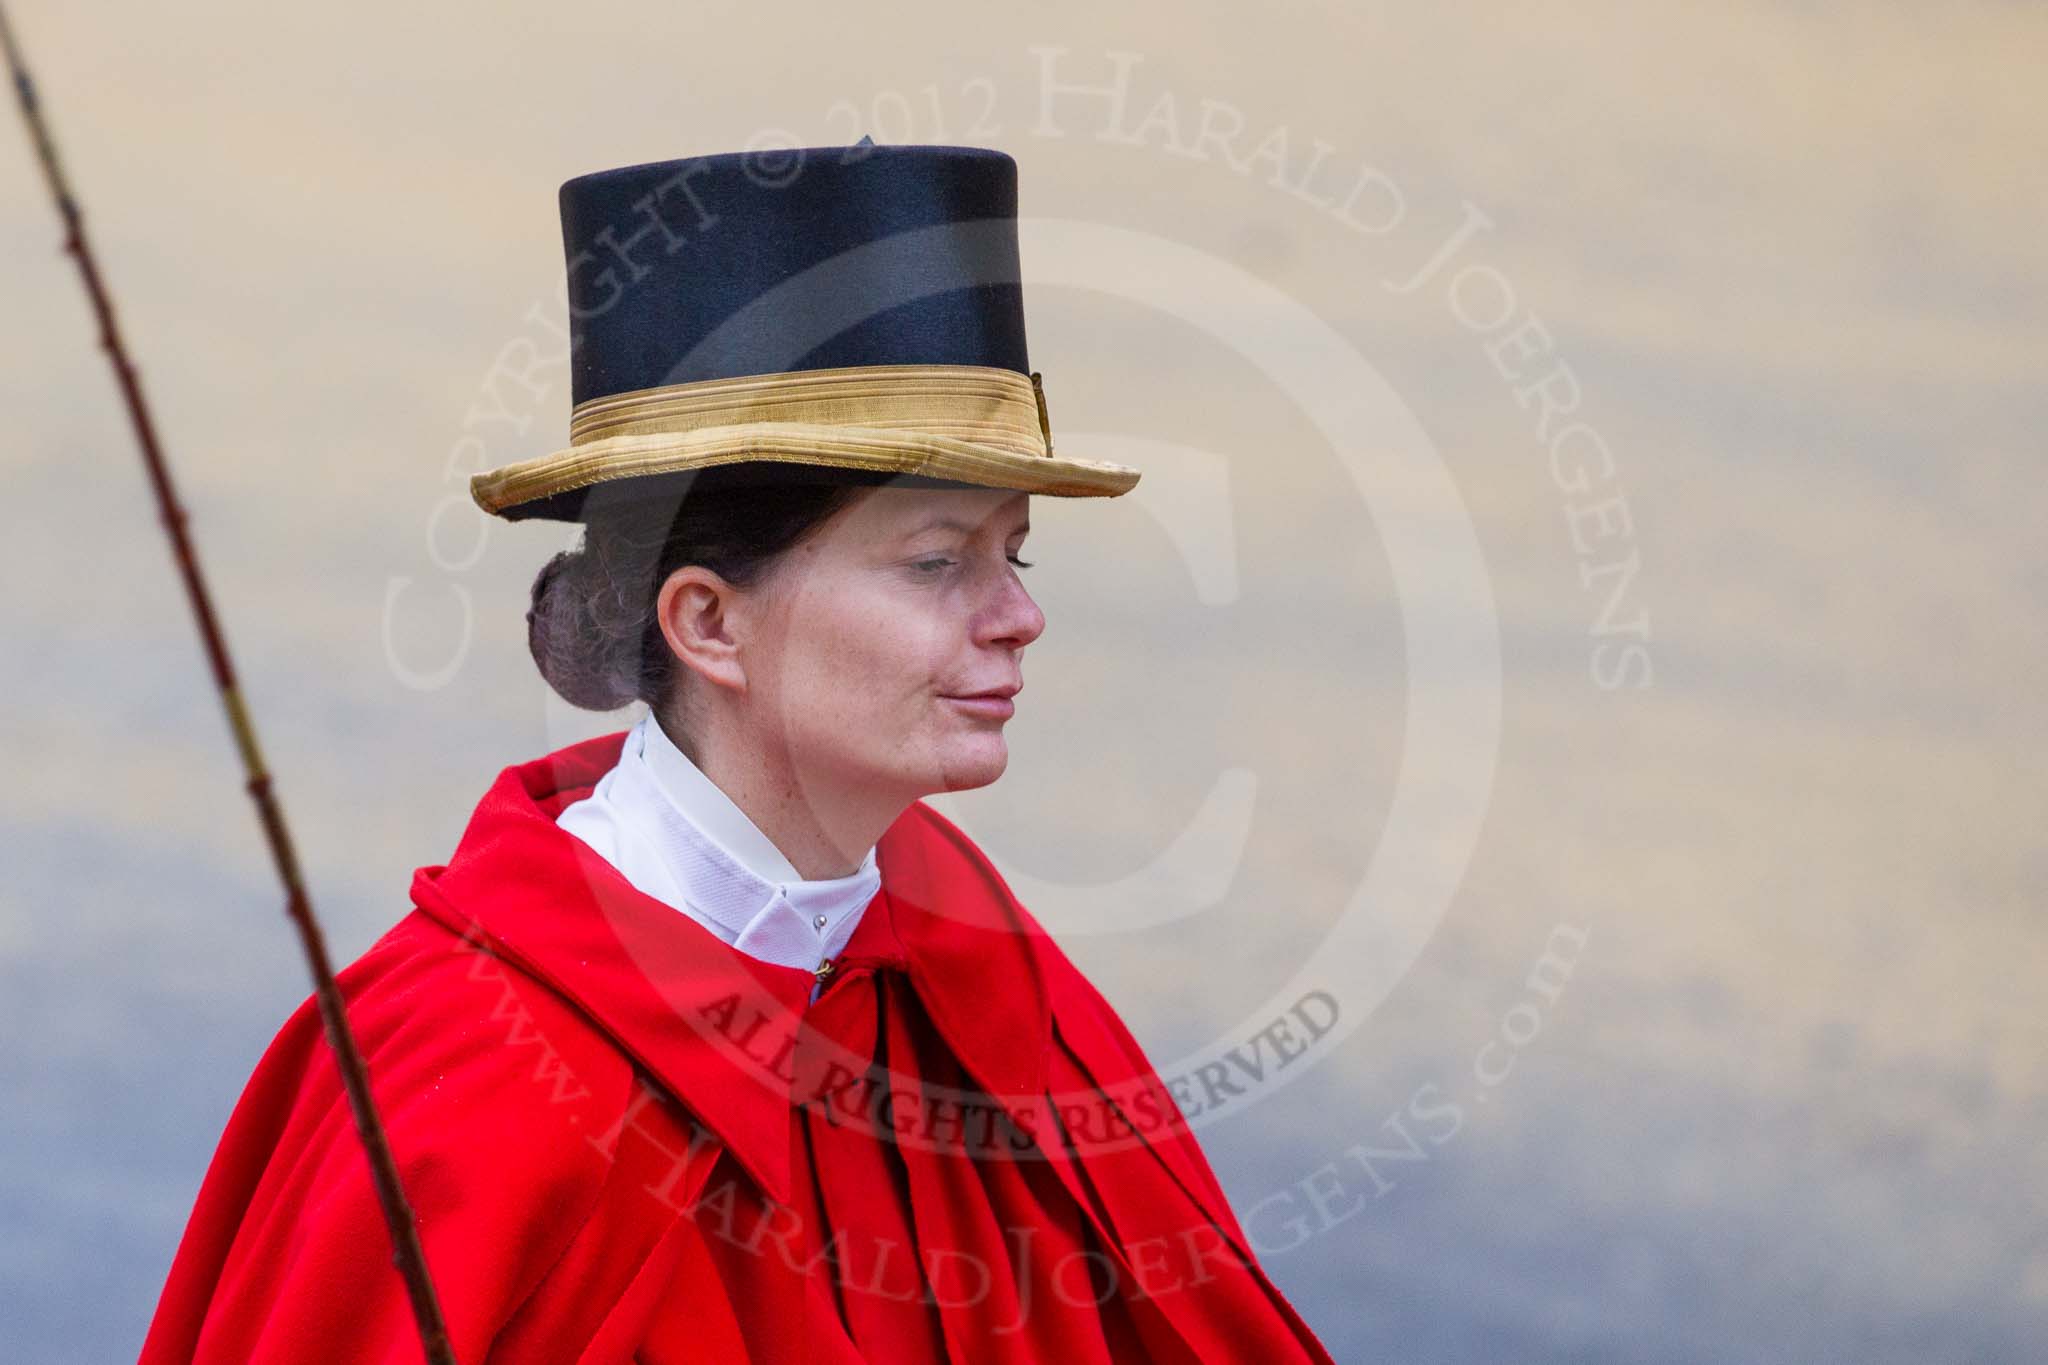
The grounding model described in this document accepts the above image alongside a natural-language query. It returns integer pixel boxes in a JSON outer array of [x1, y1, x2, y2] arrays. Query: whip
[[1, 7, 458, 1360]]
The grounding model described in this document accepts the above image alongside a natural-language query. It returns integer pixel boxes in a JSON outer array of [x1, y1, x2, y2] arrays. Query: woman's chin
[[933, 737, 1010, 793]]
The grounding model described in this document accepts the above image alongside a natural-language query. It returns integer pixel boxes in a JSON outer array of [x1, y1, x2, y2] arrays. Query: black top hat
[[470, 139, 1140, 521]]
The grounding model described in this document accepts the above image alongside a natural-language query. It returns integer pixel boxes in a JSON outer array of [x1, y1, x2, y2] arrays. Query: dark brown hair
[[526, 465, 900, 724]]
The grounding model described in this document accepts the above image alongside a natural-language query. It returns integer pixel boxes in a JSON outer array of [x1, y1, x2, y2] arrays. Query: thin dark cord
[[0, 8, 458, 1361]]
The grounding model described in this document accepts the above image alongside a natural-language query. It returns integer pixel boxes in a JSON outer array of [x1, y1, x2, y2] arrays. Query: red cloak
[[139, 730, 1335, 1363]]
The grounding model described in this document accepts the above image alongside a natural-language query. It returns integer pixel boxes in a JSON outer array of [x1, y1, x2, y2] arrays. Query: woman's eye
[[908, 552, 1031, 574]]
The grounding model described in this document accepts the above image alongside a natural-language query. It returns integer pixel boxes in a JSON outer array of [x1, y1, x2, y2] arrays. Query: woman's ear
[[655, 565, 749, 695]]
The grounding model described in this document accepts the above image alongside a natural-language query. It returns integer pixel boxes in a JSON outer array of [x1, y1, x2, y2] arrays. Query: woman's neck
[[659, 711, 903, 881]]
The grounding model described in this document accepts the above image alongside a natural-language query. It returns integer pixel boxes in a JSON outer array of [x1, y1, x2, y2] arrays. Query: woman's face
[[738, 484, 1046, 807]]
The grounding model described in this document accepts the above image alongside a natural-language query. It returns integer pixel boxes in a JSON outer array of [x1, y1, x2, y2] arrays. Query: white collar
[[555, 711, 880, 976], [635, 709, 879, 891], [640, 711, 817, 886]]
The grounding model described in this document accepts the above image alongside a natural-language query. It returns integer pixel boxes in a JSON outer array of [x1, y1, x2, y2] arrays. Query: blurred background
[[2, 3, 2041, 1361]]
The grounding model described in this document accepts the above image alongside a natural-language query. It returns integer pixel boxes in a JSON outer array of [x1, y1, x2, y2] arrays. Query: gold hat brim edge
[[470, 422, 1142, 518]]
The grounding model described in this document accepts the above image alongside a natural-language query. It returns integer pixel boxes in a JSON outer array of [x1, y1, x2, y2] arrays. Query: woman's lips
[[940, 690, 1018, 720]]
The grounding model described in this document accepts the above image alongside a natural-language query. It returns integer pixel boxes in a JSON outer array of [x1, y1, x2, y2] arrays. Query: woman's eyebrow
[[901, 515, 1030, 538]]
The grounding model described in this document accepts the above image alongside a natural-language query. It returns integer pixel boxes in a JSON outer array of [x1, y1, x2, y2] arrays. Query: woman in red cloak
[[139, 141, 1335, 1363]]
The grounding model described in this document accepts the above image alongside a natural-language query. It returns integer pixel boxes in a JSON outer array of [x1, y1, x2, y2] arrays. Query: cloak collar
[[407, 729, 1053, 1207]]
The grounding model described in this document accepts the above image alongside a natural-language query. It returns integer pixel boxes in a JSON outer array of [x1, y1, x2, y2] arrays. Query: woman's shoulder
[[882, 800, 1128, 1020], [328, 908, 654, 1148], [202, 906, 667, 1232], [141, 910, 703, 1362], [192, 910, 656, 1226], [881, 798, 1064, 949]]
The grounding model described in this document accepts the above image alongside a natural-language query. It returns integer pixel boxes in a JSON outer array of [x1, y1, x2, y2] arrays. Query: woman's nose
[[981, 566, 1046, 649]]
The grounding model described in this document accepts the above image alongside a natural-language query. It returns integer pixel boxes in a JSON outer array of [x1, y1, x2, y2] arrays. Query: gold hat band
[[468, 360, 1140, 517], [567, 363, 1055, 459]]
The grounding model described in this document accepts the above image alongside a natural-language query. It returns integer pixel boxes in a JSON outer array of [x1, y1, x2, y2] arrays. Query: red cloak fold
[[139, 730, 1335, 1363]]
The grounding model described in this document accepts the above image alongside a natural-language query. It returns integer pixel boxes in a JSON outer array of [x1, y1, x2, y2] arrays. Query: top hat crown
[[469, 138, 1141, 521]]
